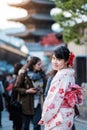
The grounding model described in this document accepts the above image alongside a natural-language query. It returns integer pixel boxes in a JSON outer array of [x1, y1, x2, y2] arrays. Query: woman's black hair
[[53, 45, 70, 62]]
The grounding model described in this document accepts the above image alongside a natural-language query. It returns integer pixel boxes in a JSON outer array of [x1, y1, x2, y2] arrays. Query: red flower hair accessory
[[68, 52, 75, 67]]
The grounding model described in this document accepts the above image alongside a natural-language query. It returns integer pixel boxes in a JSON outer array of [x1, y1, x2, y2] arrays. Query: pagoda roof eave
[[8, 0, 55, 8], [31, 14, 53, 21], [8, 15, 30, 23], [8, 30, 31, 38], [26, 43, 60, 52], [8, 14, 53, 23], [29, 29, 53, 36], [32, 0, 55, 5], [8, 29, 53, 38], [8, 0, 30, 8]]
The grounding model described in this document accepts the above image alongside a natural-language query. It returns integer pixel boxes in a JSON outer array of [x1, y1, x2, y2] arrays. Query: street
[[1, 110, 87, 130]]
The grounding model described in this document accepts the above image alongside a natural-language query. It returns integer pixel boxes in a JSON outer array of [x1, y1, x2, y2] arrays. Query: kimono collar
[[57, 68, 75, 76]]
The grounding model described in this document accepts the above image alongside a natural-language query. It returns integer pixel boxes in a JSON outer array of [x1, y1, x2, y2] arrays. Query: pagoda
[[8, 0, 55, 43]]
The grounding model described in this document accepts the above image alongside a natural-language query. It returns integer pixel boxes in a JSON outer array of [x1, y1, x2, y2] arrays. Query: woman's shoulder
[[58, 68, 75, 75]]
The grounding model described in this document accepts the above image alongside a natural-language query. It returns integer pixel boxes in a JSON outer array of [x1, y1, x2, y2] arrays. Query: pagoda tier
[[8, 14, 54, 26], [8, 0, 55, 43], [9, 0, 55, 9], [9, 28, 53, 42]]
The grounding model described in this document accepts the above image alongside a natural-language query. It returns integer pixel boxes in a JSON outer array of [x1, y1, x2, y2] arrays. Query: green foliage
[[55, 0, 87, 12], [52, 0, 87, 44]]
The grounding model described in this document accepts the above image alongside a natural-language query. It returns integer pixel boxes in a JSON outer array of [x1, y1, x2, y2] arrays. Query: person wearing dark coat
[[7, 63, 23, 130], [27, 56, 47, 130], [14, 59, 37, 130]]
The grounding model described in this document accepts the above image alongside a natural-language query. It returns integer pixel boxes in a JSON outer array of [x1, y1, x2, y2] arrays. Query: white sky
[[0, 0, 27, 30]]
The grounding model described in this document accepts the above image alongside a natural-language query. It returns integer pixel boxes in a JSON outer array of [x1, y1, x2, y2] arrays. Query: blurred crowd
[[0, 55, 48, 130], [0, 34, 79, 130]]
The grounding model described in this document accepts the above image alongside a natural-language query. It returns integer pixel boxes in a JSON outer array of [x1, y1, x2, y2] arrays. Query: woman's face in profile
[[51, 54, 67, 71], [33, 61, 42, 71]]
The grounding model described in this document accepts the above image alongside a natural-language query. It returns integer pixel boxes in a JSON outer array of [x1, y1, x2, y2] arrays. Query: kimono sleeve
[[41, 74, 72, 123]]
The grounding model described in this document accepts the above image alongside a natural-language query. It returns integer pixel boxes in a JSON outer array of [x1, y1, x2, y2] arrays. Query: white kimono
[[39, 68, 83, 130]]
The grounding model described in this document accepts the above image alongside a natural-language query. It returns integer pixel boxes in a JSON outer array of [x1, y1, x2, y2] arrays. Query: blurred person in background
[[27, 56, 47, 130], [0, 75, 5, 128], [3, 73, 13, 111], [14, 58, 37, 130], [7, 63, 23, 130]]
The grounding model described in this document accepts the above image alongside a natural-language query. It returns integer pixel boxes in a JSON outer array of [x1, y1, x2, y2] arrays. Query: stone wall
[[68, 42, 87, 56]]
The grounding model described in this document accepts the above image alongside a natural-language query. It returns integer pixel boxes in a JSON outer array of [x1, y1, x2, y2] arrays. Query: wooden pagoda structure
[[8, 0, 55, 43]]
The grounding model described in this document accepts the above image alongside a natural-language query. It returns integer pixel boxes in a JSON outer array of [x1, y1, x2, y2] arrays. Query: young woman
[[38, 46, 83, 130], [27, 56, 47, 130], [14, 60, 37, 130], [44, 70, 77, 130], [14, 56, 46, 130]]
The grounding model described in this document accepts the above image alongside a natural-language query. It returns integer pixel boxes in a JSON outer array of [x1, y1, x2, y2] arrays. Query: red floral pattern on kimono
[[38, 68, 83, 130]]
